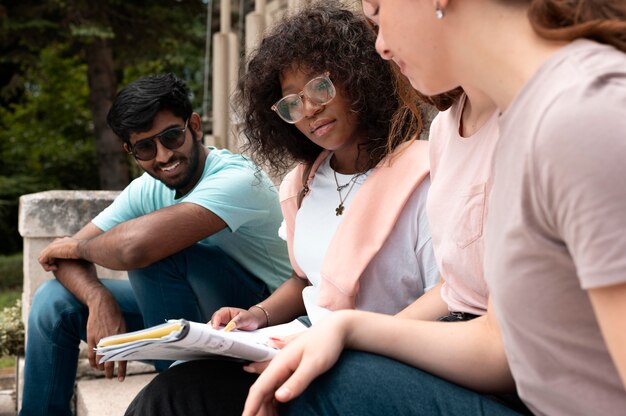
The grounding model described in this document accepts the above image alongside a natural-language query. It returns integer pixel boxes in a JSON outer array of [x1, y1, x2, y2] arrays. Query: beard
[[149, 139, 202, 196]]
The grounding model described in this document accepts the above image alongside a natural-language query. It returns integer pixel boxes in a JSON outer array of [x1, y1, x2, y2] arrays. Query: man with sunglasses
[[21, 73, 292, 416]]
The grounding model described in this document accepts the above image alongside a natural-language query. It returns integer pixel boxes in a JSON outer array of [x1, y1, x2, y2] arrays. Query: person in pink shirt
[[244, 1, 626, 416], [397, 87, 499, 323]]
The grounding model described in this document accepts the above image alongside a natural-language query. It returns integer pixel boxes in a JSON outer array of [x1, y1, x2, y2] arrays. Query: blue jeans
[[20, 245, 270, 416], [281, 350, 526, 416], [125, 350, 528, 416]]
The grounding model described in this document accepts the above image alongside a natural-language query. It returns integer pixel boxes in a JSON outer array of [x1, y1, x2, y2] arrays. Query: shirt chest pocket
[[454, 183, 487, 249]]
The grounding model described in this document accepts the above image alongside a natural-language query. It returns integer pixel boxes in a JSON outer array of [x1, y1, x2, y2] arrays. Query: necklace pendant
[[335, 203, 344, 216]]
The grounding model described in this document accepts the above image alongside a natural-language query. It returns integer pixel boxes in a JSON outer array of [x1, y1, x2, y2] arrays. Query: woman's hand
[[210, 307, 267, 331], [242, 331, 305, 374], [242, 312, 352, 416]]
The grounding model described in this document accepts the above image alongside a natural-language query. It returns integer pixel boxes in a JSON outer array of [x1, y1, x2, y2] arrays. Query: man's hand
[[39, 223, 130, 380], [38, 237, 82, 271], [87, 290, 128, 381]]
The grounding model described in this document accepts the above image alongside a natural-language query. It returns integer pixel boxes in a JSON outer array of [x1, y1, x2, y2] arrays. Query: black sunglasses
[[128, 119, 189, 161]]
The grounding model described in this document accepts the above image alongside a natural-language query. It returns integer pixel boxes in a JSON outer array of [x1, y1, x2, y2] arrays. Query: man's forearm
[[53, 259, 111, 306], [76, 232, 137, 271], [75, 216, 166, 269], [76, 203, 227, 270]]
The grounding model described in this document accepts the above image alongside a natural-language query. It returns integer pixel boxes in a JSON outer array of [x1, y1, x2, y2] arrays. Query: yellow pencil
[[223, 321, 237, 332]]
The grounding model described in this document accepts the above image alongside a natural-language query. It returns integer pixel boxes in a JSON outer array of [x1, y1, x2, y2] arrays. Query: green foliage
[[0, 299, 24, 357], [69, 23, 115, 40], [0, 290, 20, 311], [0, 257, 24, 358], [0, 253, 22, 290], [0, 176, 47, 253], [0, 44, 97, 252], [0, 356, 16, 369], [112, 2, 208, 111], [0, 45, 97, 189]]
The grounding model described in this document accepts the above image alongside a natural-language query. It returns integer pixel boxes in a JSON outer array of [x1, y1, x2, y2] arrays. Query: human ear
[[190, 112, 203, 142]]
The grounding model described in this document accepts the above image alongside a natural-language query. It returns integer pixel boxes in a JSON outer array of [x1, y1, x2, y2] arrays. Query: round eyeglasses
[[271, 72, 336, 124], [128, 119, 189, 161]]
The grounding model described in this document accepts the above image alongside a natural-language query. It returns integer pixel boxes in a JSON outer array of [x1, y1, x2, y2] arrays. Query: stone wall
[[18, 190, 127, 326], [17, 190, 134, 412]]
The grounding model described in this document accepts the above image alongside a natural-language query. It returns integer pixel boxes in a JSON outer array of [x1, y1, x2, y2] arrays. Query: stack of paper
[[96, 319, 308, 363]]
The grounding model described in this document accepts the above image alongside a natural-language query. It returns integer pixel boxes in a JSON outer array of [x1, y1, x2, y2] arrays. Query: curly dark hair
[[235, 1, 409, 177]]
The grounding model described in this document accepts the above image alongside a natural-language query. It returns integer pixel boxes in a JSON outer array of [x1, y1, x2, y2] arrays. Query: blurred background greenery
[[0, 253, 22, 364]]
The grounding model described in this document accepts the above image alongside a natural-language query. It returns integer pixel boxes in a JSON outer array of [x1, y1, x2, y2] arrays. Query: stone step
[[0, 367, 16, 415], [0, 368, 15, 392], [75, 373, 156, 416], [16, 352, 156, 414], [0, 389, 16, 416]]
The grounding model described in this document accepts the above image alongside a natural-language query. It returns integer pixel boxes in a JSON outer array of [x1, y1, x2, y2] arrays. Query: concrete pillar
[[17, 190, 128, 413], [212, 0, 242, 152], [245, 0, 267, 58], [287, 0, 304, 13], [226, 31, 240, 152], [201, 0, 213, 138], [18, 191, 126, 324], [212, 32, 230, 149], [220, 0, 231, 33], [237, 1, 269, 152], [245, 12, 265, 60]]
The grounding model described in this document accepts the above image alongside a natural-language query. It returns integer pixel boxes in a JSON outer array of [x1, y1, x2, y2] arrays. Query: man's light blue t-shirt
[[92, 147, 291, 291]]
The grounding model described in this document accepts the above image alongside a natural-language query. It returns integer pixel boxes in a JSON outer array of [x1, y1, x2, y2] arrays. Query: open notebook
[[96, 319, 308, 364]]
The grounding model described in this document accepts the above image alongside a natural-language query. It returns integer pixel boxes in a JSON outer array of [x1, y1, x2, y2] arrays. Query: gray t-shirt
[[486, 39, 626, 415]]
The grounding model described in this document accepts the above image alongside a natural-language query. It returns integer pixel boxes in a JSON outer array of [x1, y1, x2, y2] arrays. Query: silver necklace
[[332, 167, 365, 216]]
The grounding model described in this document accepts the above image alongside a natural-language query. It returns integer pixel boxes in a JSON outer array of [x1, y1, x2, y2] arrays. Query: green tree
[[0, 0, 207, 190], [0, 45, 97, 252]]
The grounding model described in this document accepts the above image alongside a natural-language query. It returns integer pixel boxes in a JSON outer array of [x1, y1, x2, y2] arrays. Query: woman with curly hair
[[125, 2, 437, 415], [220, 0, 438, 321]]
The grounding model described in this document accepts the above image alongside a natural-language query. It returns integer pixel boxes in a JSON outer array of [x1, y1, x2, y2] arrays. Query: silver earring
[[435, 1, 445, 19]]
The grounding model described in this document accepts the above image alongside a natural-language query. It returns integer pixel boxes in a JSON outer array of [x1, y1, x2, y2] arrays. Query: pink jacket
[[279, 140, 430, 310]]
